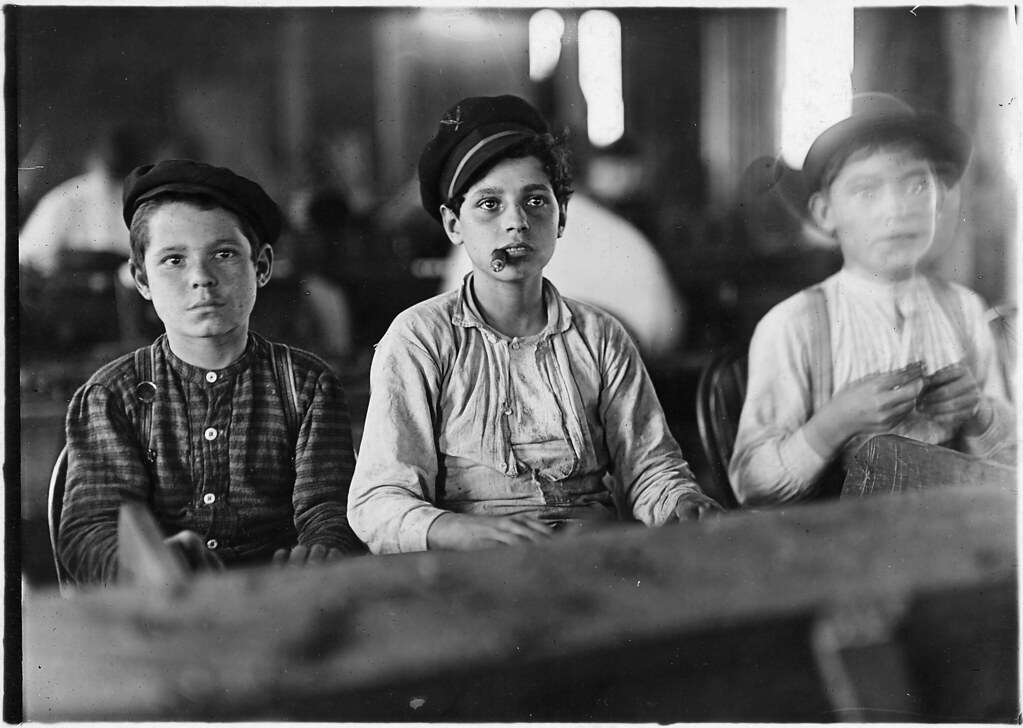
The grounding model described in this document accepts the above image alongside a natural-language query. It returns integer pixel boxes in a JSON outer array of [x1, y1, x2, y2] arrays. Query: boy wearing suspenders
[[59, 160, 365, 586], [730, 94, 1015, 506]]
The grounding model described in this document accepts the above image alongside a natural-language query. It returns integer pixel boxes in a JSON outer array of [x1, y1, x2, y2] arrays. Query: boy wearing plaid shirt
[[59, 160, 365, 586]]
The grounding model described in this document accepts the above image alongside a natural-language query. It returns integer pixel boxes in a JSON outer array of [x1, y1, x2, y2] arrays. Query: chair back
[[47, 445, 74, 595], [695, 348, 748, 509]]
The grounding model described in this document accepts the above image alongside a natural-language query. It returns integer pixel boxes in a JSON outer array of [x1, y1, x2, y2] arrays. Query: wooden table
[[22, 484, 1017, 722]]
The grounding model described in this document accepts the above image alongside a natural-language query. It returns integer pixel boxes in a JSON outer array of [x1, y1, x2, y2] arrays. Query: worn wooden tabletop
[[23, 483, 1017, 722]]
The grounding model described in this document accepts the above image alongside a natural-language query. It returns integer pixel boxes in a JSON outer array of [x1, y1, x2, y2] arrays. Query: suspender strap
[[928, 277, 970, 365], [269, 342, 300, 446], [806, 286, 833, 412], [133, 339, 159, 465], [805, 286, 846, 499]]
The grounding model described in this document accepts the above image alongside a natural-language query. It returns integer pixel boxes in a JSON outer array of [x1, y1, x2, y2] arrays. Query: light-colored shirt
[[348, 276, 707, 554], [19, 169, 129, 274], [439, 194, 687, 361], [730, 269, 1015, 506]]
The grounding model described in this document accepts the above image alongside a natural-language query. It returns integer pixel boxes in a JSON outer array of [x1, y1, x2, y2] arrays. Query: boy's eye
[[214, 249, 238, 259], [477, 198, 499, 211], [526, 195, 549, 207], [906, 179, 929, 194], [161, 255, 183, 266]]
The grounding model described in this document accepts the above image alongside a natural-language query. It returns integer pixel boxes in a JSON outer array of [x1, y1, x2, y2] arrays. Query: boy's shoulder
[[80, 346, 149, 394], [561, 293, 632, 341], [760, 277, 837, 329], [382, 289, 462, 344], [248, 333, 345, 395]]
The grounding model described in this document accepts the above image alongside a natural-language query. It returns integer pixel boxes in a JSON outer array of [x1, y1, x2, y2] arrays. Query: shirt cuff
[[398, 505, 449, 553], [779, 428, 832, 488], [962, 398, 1016, 460]]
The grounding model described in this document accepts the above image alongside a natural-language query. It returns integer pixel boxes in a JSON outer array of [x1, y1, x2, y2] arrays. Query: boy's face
[[810, 147, 941, 283], [440, 155, 565, 285], [133, 201, 271, 346]]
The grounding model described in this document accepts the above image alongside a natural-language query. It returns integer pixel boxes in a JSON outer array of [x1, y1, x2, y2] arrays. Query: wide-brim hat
[[418, 94, 549, 223], [801, 93, 973, 195], [122, 159, 283, 245]]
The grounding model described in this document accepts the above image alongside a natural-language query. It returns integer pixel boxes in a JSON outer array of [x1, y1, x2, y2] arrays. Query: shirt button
[[503, 407, 513, 416], [204, 427, 218, 441], [205, 371, 218, 383], [202, 493, 216, 505], [206, 539, 218, 550]]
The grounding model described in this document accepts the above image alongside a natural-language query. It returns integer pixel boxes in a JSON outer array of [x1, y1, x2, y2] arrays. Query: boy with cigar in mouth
[[348, 95, 720, 554]]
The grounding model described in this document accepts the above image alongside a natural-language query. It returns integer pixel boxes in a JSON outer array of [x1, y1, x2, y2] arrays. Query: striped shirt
[[731, 269, 1015, 505], [59, 332, 365, 585]]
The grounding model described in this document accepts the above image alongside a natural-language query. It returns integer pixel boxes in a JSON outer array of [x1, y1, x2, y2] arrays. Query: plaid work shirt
[[59, 332, 364, 585]]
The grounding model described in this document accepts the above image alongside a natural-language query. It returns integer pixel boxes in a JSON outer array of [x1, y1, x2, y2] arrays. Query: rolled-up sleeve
[[729, 297, 831, 506], [347, 322, 450, 554]]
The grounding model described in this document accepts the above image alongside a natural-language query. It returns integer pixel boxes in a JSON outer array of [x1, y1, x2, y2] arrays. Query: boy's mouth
[[189, 300, 225, 311], [501, 243, 532, 257], [876, 232, 921, 245]]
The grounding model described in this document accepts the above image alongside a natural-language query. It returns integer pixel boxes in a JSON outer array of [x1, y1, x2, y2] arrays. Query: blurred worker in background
[[20, 124, 147, 275]]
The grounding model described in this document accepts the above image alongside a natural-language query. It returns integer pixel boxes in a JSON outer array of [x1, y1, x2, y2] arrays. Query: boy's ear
[[255, 245, 274, 287], [440, 205, 463, 246], [557, 201, 568, 238], [808, 191, 837, 235], [131, 263, 152, 300]]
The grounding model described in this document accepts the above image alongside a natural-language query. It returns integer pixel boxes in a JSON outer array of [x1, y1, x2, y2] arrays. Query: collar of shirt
[[450, 273, 574, 342], [158, 332, 264, 383], [836, 266, 926, 302]]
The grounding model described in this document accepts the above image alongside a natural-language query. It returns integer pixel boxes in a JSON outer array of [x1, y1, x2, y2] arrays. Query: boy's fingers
[[509, 514, 557, 535], [919, 374, 977, 406], [920, 391, 978, 416], [865, 366, 923, 391], [883, 380, 924, 407], [288, 545, 310, 566]]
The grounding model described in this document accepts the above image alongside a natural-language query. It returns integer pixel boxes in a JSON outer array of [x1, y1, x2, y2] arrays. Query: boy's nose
[[880, 185, 913, 217], [503, 205, 529, 232], [190, 262, 217, 287]]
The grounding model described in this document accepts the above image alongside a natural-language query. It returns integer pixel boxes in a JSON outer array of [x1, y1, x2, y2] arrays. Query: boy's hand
[[807, 364, 925, 454], [164, 531, 225, 573], [668, 492, 724, 522], [916, 362, 990, 434], [272, 544, 347, 567], [426, 512, 554, 551]]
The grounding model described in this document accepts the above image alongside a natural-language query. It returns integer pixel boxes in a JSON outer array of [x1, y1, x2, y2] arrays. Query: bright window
[[578, 10, 625, 147]]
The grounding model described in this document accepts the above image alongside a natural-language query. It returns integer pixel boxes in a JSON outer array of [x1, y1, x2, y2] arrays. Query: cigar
[[490, 249, 508, 272]]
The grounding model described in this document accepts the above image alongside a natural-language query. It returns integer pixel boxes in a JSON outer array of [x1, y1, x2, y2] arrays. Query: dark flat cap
[[122, 159, 283, 245], [802, 93, 972, 195], [418, 95, 549, 223]]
